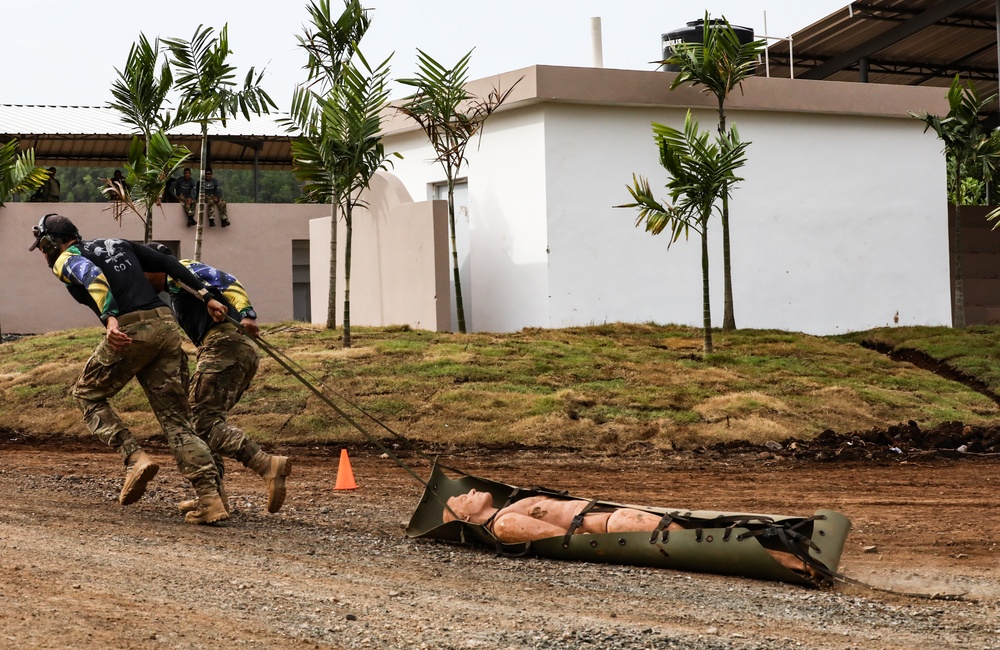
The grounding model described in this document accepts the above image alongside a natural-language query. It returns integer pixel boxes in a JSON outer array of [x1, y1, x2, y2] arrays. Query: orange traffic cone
[[334, 448, 358, 490]]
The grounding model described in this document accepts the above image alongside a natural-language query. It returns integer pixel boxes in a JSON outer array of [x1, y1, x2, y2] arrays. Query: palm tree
[[107, 33, 175, 243], [101, 131, 192, 227], [293, 0, 373, 331], [911, 75, 1000, 329], [397, 49, 521, 333], [665, 12, 765, 332], [164, 24, 276, 261], [0, 140, 48, 207], [297, 0, 371, 91], [619, 111, 749, 353], [285, 51, 397, 347]]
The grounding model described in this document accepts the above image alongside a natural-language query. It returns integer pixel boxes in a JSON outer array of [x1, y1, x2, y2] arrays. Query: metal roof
[[0, 104, 295, 170], [763, 0, 999, 104]]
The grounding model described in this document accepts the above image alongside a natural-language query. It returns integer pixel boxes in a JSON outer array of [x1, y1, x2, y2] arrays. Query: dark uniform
[[51, 238, 221, 500], [175, 170, 197, 224], [195, 169, 229, 227], [154, 251, 291, 513]]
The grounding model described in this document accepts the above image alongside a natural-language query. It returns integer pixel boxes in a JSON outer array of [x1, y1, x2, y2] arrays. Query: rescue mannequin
[[443, 489, 672, 542], [443, 489, 817, 575]]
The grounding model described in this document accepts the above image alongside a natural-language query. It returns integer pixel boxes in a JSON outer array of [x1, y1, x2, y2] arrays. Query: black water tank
[[661, 19, 755, 71]]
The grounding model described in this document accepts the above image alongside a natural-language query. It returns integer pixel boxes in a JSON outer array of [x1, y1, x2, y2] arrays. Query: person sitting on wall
[[30, 167, 60, 202], [108, 170, 130, 201], [442, 488, 819, 576], [175, 168, 197, 226], [195, 168, 229, 228]]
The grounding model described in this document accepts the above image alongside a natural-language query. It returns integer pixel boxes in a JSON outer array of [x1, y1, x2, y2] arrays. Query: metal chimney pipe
[[591, 17, 604, 68]]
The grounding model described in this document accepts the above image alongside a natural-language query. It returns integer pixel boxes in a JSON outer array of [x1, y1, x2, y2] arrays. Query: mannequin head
[[442, 489, 496, 524]]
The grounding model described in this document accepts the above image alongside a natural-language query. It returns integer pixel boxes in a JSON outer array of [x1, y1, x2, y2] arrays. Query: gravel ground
[[1, 443, 998, 649]]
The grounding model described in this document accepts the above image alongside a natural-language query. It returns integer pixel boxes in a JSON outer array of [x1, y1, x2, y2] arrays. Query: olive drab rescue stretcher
[[406, 461, 851, 588]]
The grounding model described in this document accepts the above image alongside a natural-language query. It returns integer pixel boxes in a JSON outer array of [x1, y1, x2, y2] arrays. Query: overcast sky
[[1, 1, 848, 110]]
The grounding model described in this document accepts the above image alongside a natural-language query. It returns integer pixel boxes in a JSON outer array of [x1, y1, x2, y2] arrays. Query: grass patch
[[2, 323, 1000, 450]]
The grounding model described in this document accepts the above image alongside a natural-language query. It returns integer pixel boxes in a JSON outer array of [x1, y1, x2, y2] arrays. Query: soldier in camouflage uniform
[[145, 243, 291, 513], [28, 214, 229, 524], [175, 168, 197, 226], [194, 168, 229, 227]]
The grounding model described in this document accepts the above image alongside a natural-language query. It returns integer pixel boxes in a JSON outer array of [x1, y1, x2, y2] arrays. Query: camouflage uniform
[[195, 172, 229, 226], [154, 251, 291, 513], [52, 239, 220, 497], [72, 308, 217, 490], [175, 172, 197, 222], [190, 322, 266, 466]]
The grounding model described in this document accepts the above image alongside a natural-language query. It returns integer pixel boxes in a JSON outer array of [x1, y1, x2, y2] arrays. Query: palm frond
[[665, 11, 765, 102], [297, 0, 372, 90], [103, 132, 191, 223], [0, 140, 48, 207], [107, 33, 174, 137]]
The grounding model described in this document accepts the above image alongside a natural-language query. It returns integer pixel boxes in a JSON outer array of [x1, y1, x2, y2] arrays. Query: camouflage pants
[[72, 307, 219, 494], [205, 196, 228, 221], [190, 323, 262, 468], [179, 196, 195, 218]]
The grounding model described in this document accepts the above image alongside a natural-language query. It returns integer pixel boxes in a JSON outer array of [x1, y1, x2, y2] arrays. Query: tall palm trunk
[[343, 203, 353, 347], [718, 97, 736, 332], [144, 133, 154, 243], [701, 218, 713, 354], [193, 126, 209, 261], [952, 164, 966, 328], [447, 174, 467, 333], [327, 198, 338, 330]]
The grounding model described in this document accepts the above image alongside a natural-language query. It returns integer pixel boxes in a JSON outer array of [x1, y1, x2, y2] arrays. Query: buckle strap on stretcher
[[561, 499, 599, 548]]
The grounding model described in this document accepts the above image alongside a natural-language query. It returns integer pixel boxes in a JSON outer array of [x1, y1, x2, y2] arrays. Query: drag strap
[[721, 516, 775, 541], [495, 540, 533, 558], [649, 513, 675, 544], [737, 520, 838, 583], [737, 524, 819, 552], [561, 499, 599, 548], [496, 488, 522, 512], [481, 488, 525, 534]]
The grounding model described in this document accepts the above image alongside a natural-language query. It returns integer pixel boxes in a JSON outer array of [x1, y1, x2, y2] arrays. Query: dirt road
[[1, 442, 998, 649]]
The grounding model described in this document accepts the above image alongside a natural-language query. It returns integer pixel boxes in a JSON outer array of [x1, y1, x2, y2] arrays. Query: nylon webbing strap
[[249, 332, 428, 488], [561, 499, 599, 548], [649, 513, 674, 544], [735, 516, 839, 582]]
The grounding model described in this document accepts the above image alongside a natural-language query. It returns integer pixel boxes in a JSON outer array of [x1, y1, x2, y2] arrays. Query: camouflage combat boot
[[247, 450, 291, 513], [184, 492, 230, 525], [120, 450, 159, 505]]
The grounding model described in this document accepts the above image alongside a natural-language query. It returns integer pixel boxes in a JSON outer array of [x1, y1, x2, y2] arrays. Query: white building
[[378, 65, 951, 335]]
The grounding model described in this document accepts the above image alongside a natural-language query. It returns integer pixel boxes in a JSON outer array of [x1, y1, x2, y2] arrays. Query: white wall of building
[[381, 67, 951, 335], [384, 107, 552, 333], [308, 172, 451, 332], [536, 104, 950, 333]]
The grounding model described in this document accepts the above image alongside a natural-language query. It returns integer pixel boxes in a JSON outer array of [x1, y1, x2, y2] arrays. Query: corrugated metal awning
[[0, 104, 295, 170], [763, 0, 998, 104]]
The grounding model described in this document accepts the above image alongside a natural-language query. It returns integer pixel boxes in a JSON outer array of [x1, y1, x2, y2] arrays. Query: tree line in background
[[10, 167, 301, 204]]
